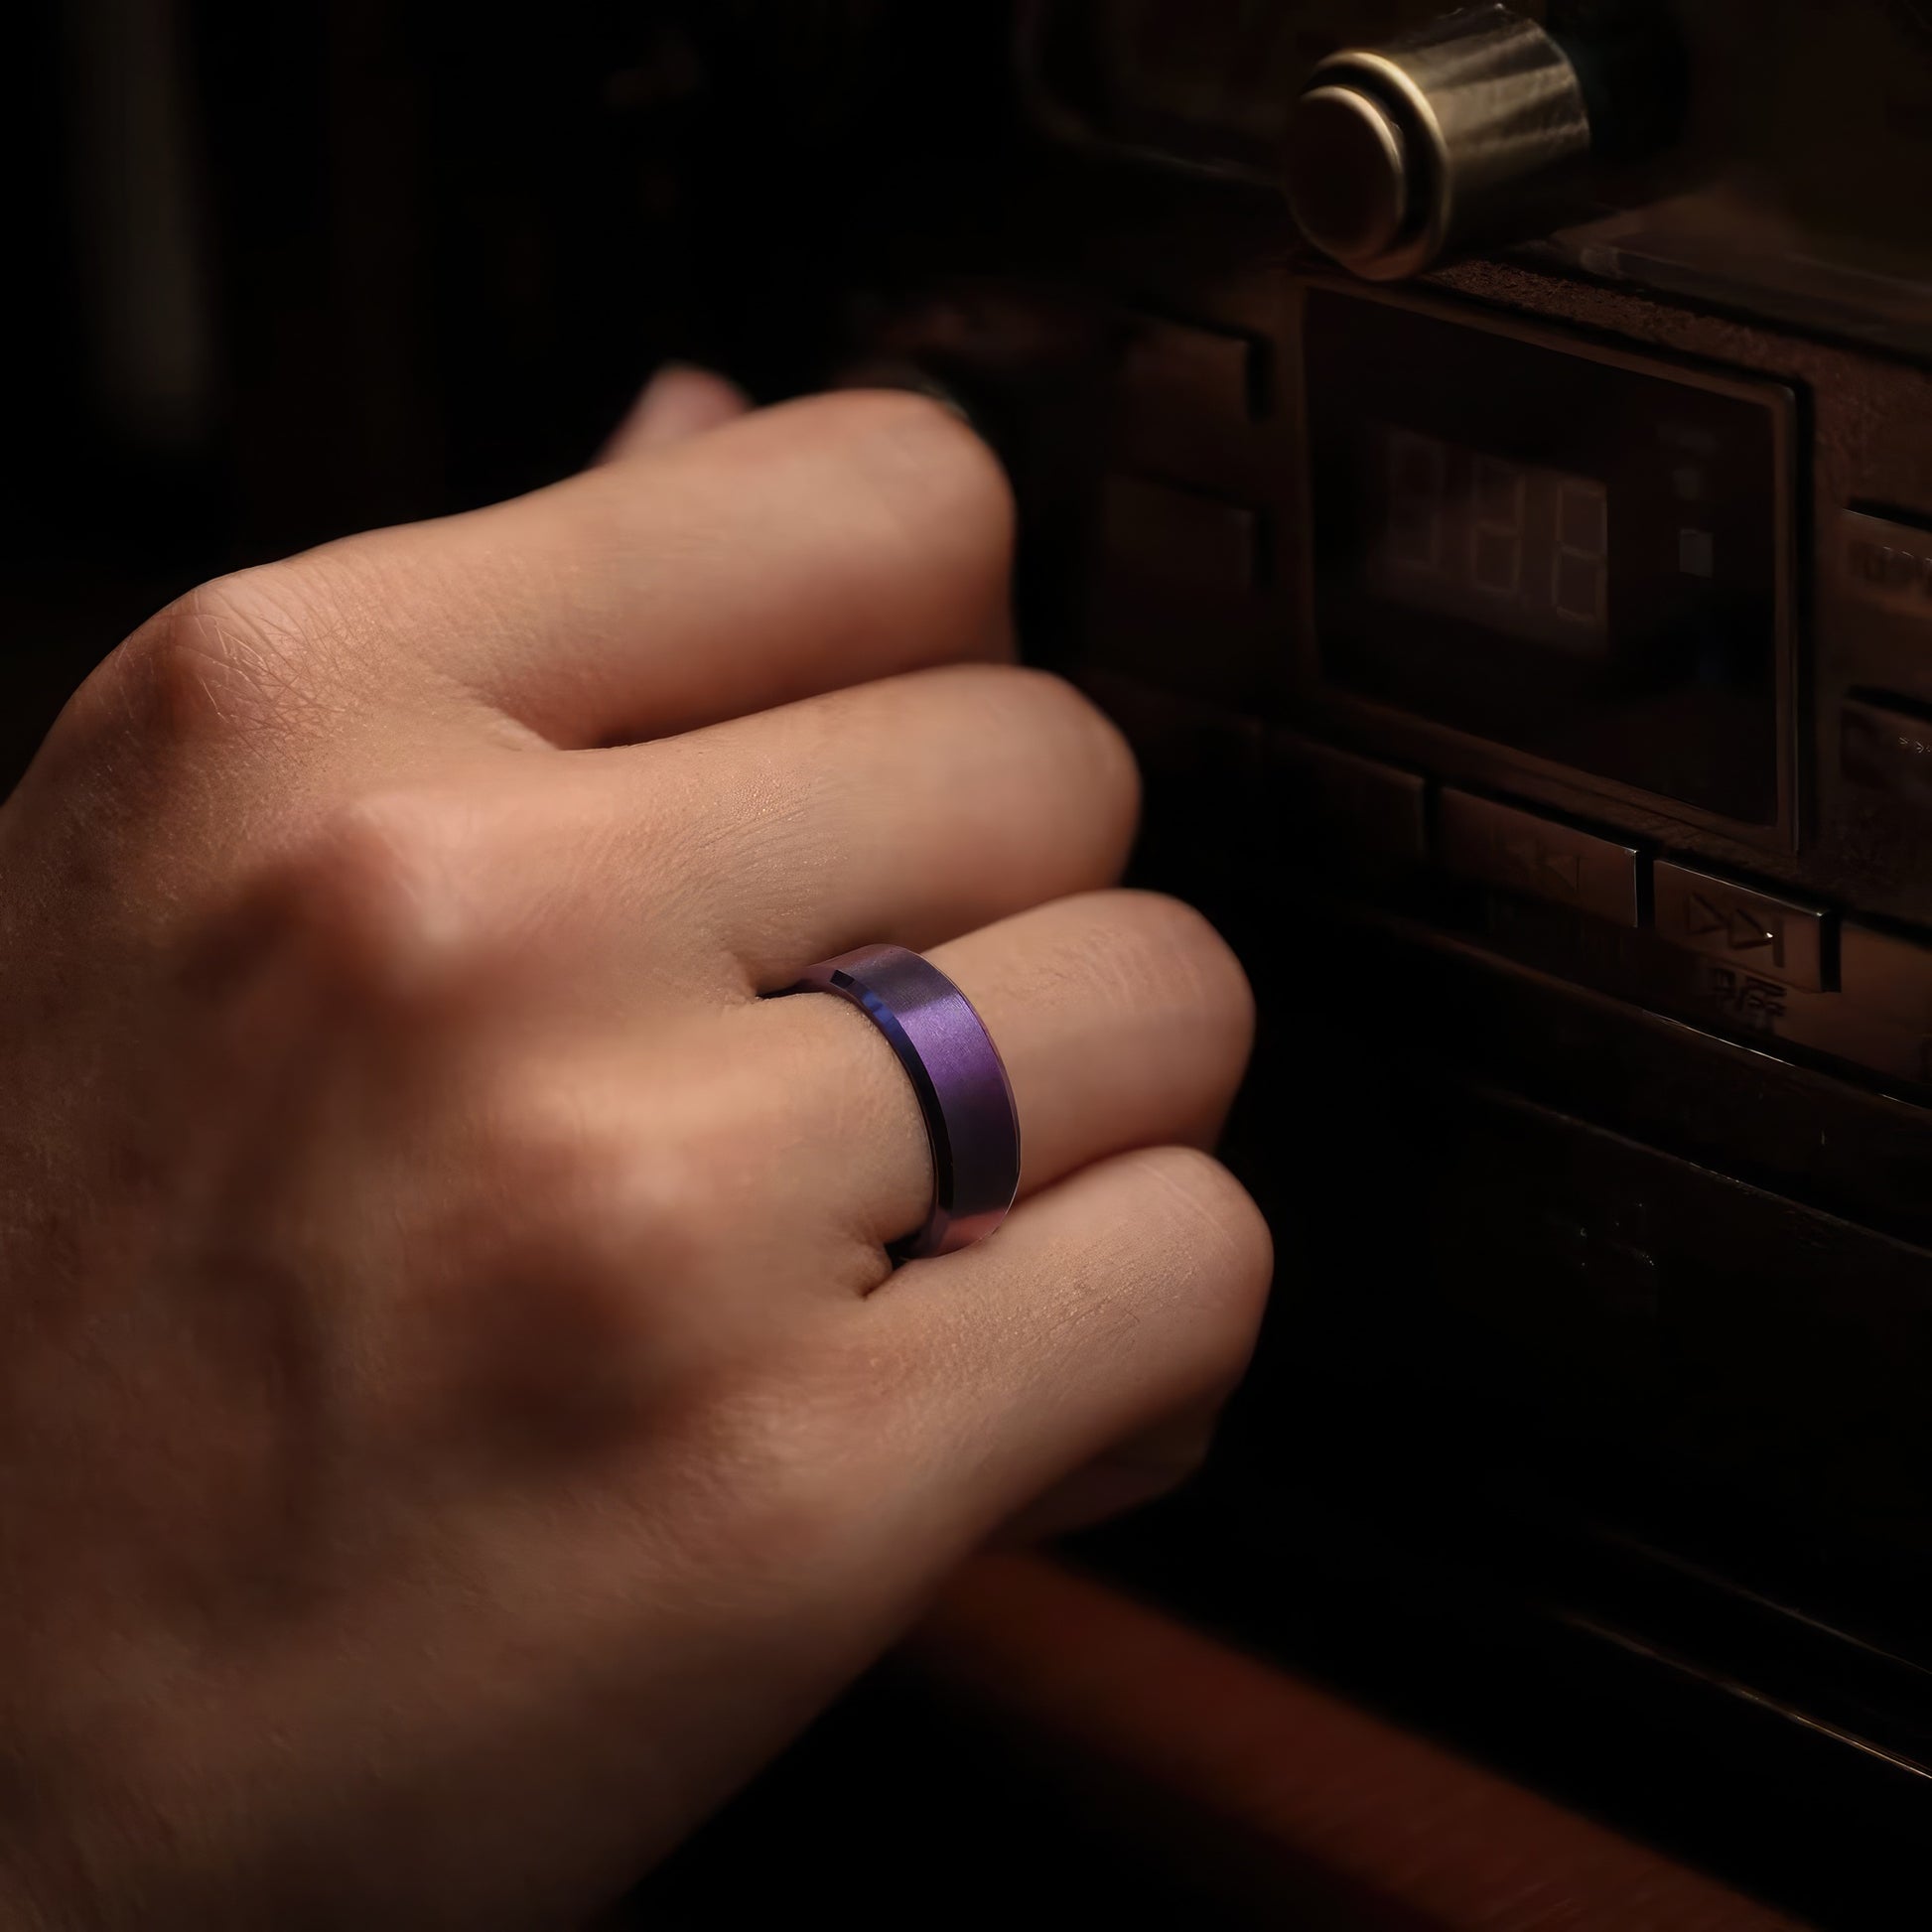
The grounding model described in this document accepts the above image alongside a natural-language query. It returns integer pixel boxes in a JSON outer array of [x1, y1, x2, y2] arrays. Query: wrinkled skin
[[0, 374, 1269, 1930]]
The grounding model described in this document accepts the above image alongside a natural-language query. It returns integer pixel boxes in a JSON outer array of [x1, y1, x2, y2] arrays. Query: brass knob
[[1284, 3, 1593, 280]]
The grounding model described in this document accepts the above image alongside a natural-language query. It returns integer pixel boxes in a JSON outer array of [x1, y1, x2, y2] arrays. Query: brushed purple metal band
[[781, 945, 1021, 1261]]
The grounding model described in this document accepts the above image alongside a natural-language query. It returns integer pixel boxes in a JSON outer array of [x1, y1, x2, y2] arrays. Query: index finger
[[196, 388, 1017, 753]]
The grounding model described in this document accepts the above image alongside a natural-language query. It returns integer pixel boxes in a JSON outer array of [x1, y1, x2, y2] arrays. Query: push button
[[1273, 735, 1427, 874], [1839, 508, 1932, 626], [1101, 477, 1259, 593], [1841, 923, 1932, 1032], [1651, 861, 1828, 992], [1119, 317, 1258, 425], [1437, 791, 1639, 927], [1843, 696, 1932, 812]]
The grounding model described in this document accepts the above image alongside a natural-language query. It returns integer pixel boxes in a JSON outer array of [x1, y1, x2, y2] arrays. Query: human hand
[[0, 370, 1269, 1929]]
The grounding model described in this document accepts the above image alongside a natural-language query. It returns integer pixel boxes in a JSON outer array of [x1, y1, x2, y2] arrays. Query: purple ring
[[780, 945, 1021, 1261]]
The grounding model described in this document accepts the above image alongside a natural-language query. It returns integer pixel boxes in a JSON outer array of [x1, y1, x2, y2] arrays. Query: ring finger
[[739, 888, 1256, 1270]]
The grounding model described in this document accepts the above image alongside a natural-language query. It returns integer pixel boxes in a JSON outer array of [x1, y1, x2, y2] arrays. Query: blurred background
[[6, 0, 1015, 784]]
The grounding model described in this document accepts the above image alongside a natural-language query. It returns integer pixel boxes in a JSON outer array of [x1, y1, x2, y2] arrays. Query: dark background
[[6, 0, 1017, 787]]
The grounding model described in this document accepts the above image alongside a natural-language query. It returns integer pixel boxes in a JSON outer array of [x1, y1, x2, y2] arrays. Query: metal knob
[[1284, 3, 1593, 281]]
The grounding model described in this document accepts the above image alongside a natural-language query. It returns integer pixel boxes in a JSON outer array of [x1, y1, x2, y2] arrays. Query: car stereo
[[800, 2, 1932, 1919]]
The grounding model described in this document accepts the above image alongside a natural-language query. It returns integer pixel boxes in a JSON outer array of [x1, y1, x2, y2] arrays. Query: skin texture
[[0, 374, 1270, 1930]]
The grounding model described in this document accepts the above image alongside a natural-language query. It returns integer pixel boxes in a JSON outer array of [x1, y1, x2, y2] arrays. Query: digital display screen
[[1366, 428, 1610, 653], [1305, 290, 1789, 826]]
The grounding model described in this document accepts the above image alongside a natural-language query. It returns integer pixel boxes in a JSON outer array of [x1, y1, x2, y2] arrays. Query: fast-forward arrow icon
[[1688, 892, 1783, 966]]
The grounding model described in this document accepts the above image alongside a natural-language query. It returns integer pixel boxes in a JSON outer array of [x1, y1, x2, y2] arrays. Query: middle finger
[[596, 660, 1143, 985]]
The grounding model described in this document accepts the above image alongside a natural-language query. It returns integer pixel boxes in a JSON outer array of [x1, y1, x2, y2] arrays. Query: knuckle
[[1138, 1143, 1270, 1264], [419, 1110, 716, 1449], [815, 388, 1017, 591], [1060, 891, 1256, 1054], [977, 663, 1138, 764], [261, 789, 497, 1005], [1128, 889, 1252, 1035], [472, 1076, 728, 1306], [1046, 673, 1143, 819], [550, 1137, 716, 1308], [838, 385, 1014, 513], [82, 565, 329, 750], [1119, 891, 1250, 1002], [1125, 1145, 1273, 1379], [937, 663, 1144, 841], [471, 1075, 622, 1216]]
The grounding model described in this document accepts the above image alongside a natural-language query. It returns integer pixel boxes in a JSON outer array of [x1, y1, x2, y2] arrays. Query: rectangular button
[[1101, 477, 1258, 592], [1681, 957, 1932, 1089], [1843, 695, 1932, 811], [1119, 317, 1257, 425], [1842, 922, 1932, 1031], [1272, 735, 1427, 873], [1651, 861, 1828, 992], [1839, 507, 1932, 624], [1438, 791, 1639, 926]]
